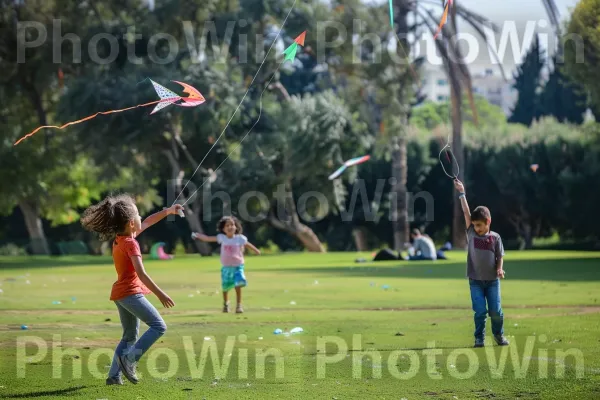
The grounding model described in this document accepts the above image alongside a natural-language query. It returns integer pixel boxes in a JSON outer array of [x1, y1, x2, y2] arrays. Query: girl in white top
[[192, 216, 260, 313]]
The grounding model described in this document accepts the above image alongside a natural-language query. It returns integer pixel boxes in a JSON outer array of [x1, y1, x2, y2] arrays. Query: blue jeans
[[469, 279, 504, 340], [108, 294, 167, 378]]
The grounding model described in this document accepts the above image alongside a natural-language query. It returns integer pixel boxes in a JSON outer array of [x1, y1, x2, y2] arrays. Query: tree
[[0, 0, 121, 254], [563, 0, 600, 120], [464, 118, 600, 248], [412, 96, 507, 131], [52, 0, 249, 255], [538, 57, 587, 124], [411, 1, 505, 248], [508, 35, 545, 126], [224, 91, 368, 252]]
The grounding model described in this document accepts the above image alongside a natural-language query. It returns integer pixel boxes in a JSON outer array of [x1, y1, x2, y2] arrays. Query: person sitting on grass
[[408, 229, 437, 261]]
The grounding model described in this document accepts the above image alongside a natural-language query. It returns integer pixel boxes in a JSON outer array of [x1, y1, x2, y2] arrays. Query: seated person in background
[[408, 229, 437, 261]]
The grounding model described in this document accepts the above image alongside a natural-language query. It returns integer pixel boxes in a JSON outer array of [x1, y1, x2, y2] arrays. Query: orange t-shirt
[[110, 236, 151, 301]]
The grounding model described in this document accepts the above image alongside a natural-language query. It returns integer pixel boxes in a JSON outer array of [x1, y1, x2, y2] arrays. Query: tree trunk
[[522, 224, 533, 249], [392, 135, 409, 251], [391, 0, 411, 252], [19, 199, 50, 255], [163, 148, 212, 256], [450, 73, 468, 249], [269, 179, 325, 252], [16, 65, 51, 253], [181, 201, 214, 255], [352, 227, 368, 251]]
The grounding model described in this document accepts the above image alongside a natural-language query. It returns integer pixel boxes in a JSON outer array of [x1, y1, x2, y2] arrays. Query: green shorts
[[221, 265, 247, 292]]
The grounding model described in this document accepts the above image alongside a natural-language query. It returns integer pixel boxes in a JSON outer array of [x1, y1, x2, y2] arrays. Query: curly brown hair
[[471, 206, 491, 223], [217, 216, 242, 235], [81, 194, 138, 241]]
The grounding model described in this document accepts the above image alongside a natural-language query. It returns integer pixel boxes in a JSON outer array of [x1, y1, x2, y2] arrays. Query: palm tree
[[402, 0, 561, 247], [382, 0, 503, 248]]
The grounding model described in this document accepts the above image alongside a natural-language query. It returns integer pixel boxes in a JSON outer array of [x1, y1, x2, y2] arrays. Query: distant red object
[[530, 164, 539, 172]]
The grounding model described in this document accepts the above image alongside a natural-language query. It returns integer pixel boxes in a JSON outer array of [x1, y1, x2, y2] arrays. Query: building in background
[[420, 66, 450, 103], [420, 66, 518, 116]]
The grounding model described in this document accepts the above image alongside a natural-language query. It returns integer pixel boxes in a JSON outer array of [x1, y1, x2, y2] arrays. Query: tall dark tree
[[538, 57, 587, 124], [508, 35, 545, 126], [563, 0, 600, 121]]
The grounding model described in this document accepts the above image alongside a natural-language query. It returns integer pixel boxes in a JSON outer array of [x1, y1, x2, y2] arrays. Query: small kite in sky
[[283, 31, 306, 62], [14, 80, 205, 146], [388, 0, 452, 40], [328, 155, 371, 180], [433, 0, 453, 39]]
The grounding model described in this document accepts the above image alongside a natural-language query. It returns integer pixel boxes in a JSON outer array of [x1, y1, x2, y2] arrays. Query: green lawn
[[1, 251, 600, 399]]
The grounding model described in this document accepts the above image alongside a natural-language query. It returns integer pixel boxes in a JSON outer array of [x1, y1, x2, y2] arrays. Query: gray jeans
[[108, 294, 167, 378]]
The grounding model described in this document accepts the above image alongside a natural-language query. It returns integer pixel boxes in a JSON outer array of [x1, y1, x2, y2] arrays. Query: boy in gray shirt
[[454, 180, 509, 348]]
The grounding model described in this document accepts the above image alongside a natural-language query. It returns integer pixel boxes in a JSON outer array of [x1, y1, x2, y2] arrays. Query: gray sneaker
[[474, 337, 485, 348], [223, 302, 230, 313], [106, 376, 123, 385], [236, 304, 244, 314], [116, 355, 138, 384], [494, 335, 509, 346]]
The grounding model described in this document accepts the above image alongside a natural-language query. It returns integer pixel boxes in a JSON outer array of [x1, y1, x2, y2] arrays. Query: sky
[[458, 0, 578, 25], [372, 0, 581, 73]]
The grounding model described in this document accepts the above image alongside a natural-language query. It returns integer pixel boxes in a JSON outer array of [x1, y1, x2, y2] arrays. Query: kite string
[[180, 61, 283, 207], [438, 138, 459, 180], [171, 0, 298, 206]]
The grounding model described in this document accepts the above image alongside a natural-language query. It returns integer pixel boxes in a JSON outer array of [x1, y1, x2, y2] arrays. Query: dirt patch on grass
[[511, 306, 600, 319], [1, 309, 221, 316], [4, 304, 600, 315], [362, 304, 600, 311], [0, 331, 118, 349], [427, 306, 600, 324], [1, 309, 115, 315]]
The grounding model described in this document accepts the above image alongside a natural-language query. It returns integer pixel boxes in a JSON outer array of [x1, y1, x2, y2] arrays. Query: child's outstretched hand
[[245, 242, 261, 255], [167, 204, 184, 216], [454, 179, 465, 193]]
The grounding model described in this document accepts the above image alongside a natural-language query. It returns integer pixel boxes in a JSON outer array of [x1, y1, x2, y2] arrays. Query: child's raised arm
[[192, 232, 218, 242], [453, 179, 471, 228], [245, 242, 261, 255], [138, 205, 184, 235]]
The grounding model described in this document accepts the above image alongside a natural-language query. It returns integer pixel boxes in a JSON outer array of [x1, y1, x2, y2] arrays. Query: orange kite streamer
[[433, 0, 453, 40], [14, 80, 205, 146]]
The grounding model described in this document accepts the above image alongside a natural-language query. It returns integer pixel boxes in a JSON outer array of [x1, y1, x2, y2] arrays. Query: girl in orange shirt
[[81, 194, 181, 385]]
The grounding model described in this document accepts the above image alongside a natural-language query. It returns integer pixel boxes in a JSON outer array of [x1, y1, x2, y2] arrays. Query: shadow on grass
[[279, 258, 600, 282], [1, 386, 86, 398]]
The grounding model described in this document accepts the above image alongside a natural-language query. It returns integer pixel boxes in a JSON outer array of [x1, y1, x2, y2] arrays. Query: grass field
[[1, 250, 600, 399]]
